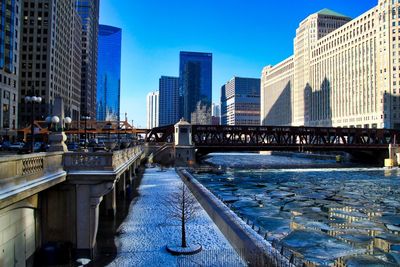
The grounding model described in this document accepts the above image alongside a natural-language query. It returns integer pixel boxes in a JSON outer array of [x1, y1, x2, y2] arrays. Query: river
[[192, 153, 400, 266]]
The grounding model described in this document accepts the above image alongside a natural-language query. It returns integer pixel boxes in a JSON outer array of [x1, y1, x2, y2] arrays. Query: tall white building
[[262, 0, 400, 129], [261, 56, 294, 126], [146, 91, 159, 129], [293, 9, 351, 126]]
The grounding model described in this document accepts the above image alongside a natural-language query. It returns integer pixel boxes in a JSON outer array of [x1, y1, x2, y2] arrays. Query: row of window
[[23, 2, 49, 10], [0, 74, 16, 88]]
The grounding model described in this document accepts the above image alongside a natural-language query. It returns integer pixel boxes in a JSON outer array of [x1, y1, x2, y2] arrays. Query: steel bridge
[[146, 124, 400, 156]]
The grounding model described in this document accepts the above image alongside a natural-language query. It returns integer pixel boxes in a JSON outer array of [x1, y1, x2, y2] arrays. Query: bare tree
[[165, 182, 199, 248]]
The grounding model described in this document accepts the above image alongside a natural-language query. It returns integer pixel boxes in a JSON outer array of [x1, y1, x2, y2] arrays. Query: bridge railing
[[63, 145, 143, 172], [0, 152, 64, 181], [0, 152, 65, 208]]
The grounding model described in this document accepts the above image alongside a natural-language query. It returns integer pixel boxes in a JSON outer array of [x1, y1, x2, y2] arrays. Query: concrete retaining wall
[[177, 168, 293, 267]]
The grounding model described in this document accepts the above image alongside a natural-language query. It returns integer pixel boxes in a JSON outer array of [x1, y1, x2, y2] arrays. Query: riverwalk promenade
[[106, 167, 245, 267]]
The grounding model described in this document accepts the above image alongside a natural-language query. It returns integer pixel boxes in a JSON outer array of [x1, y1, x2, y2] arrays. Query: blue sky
[[99, 0, 376, 128]]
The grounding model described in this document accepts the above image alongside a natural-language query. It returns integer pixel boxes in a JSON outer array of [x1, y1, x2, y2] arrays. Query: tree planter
[[166, 244, 202, 256]]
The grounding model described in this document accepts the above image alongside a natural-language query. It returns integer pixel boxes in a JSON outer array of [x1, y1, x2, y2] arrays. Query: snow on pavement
[[107, 167, 246, 267]]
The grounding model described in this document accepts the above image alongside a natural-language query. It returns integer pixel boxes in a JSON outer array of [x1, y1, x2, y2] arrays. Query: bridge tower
[[174, 118, 195, 166]]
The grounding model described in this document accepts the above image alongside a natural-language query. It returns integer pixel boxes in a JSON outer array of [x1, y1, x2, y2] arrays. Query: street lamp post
[[25, 94, 42, 153], [81, 115, 90, 149]]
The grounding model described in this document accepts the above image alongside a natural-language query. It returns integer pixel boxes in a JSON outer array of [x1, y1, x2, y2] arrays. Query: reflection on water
[[193, 153, 400, 266]]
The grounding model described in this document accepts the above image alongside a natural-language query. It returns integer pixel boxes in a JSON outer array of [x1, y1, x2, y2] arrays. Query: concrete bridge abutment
[[0, 145, 144, 265]]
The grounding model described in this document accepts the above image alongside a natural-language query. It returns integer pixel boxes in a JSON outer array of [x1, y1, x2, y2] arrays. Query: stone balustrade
[[0, 152, 64, 180], [63, 146, 143, 173], [0, 152, 66, 209]]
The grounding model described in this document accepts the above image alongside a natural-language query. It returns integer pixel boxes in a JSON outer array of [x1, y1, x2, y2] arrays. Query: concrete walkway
[[106, 167, 245, 267]]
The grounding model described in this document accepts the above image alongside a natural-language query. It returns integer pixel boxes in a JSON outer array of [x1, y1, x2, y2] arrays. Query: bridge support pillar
[[174, 119, 195, 167], [117, 173, 126, 199], [75, 182, 114, 259], [385, 144, 400, 167], [104, 185, 116, 217], [132, 162, 137, 175]]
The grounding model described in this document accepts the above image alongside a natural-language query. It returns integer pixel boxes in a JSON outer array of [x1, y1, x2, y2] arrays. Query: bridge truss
[[147, 125, 400, 154], [192, 125, 400, 152]]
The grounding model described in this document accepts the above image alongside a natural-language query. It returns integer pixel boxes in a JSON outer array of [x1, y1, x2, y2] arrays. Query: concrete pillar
[[75, 182, 114, 259], [117, 173, 126, 199], [127, 166, 132, 181], [104, 186, 116, 217], [132, 162, 137, 175]]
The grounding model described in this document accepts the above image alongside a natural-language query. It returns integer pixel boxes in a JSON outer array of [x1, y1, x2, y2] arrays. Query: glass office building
[[179, 51, 212, 124], [159, 76, 179, 126], [97, 25, 121, 121], [0, 0, 19, 138], [0, 0, 16, 73]]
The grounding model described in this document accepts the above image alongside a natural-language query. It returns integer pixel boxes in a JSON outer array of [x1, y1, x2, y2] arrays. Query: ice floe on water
[[194, 153, 400, 266], [107, 168, 245, 267]]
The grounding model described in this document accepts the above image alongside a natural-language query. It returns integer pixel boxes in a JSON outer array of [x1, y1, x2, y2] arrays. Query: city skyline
[[100, 0, 376, 127], [3, 1, 400, 266]]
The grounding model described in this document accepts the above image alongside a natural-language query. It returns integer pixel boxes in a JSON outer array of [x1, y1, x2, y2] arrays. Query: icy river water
[[192, 153, 400, 266]]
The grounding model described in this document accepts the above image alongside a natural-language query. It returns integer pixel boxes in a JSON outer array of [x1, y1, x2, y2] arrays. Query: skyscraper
[[261, 57, 293, 126], [179, 51, 212, 124], [293, 9, 351, 126], [261, 0, 400, 129], [211, 103, 221, 125], [0, 0, 21, 139], [19, 0, 82, 126], [158, 76, 179, 126], [97, 25, 121, 121], [146, 91, 159, 129], [221, 77, 260, 125], [212, 103, 221, 117], [75, 0, 99, 119]]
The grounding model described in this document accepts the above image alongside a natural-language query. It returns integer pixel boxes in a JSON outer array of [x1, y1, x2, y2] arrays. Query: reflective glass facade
[[159, 76, 179, 126], [0, 0, 19, 137], [97, 25, 121, 121], [0, 0, 16, 72], [179, 51, 212, 124]]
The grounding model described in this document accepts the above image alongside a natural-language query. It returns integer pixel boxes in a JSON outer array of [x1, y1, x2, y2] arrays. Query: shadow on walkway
[[87, 167, 145, 266]]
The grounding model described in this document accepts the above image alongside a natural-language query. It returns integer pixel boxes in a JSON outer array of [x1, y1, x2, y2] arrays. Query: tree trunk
[[181, 217, 186, 248], [181, 185, 187, 247]]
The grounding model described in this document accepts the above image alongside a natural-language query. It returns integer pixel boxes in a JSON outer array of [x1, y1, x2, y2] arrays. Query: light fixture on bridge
[[64, 117, 72, 130], [25, 90, 42, 153]]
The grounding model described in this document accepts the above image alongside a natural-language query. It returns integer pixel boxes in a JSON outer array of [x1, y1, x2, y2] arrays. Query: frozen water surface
[[107, 168, 245, 267], [193, 153, 400, 266]]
